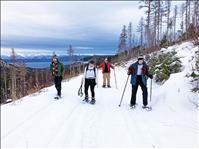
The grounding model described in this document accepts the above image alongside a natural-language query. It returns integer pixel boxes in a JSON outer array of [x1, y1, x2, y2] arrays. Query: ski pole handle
[[118, 75, 130, 107]]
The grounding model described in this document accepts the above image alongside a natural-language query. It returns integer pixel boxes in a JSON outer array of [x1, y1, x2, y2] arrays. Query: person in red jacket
[[99, 58, 114, 88]]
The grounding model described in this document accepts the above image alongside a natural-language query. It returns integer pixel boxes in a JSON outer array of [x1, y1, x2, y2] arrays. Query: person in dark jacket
[[50, 55, 64, 99], [99, 58, 114, 88], [128, 55, 153, 108]]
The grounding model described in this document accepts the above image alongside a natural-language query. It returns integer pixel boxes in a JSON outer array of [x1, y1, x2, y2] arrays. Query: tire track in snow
[[118, 107, 139, 147], [46, 102, 83, 146], [80, 102, 100, 147], [46, 101, 91, 147], [120, 104, 158, 148], [2, 100, 56, 139], [2, 98, 82, 148]]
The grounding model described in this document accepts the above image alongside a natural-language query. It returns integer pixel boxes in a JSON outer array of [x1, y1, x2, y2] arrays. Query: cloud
[[1, 1, 157, 55], [1, 47, 52, 57], [1, 1, 143, 40]]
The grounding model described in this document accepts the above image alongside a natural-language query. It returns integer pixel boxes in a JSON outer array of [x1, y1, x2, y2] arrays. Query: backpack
[[86, 65, 96, 77]]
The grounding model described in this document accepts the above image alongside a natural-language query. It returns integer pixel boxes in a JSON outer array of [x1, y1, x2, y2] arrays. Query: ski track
[[2, 100, 55, 139], [2, 98, 82, 147], [1, 42, 199, 148]]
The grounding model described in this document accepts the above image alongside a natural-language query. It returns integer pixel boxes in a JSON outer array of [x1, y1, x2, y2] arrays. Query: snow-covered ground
[[1, 42, 199, 148]]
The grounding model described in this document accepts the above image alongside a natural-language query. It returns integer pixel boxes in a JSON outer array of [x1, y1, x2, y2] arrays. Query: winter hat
[[138, 55, 144, 60], [89, 60, 95, 64], [52, 54, 57, 59]]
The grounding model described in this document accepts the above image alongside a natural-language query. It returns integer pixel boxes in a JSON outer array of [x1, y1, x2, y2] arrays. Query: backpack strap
[[86, 64, 89, 71], [94, 67, 96, 77], [86, 65, 96, 77]]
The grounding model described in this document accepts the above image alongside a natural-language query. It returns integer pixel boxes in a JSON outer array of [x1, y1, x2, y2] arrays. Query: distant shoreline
[[1, 54, 115, 69]]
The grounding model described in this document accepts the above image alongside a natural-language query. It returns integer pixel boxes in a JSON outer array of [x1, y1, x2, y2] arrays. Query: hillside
[[1, 42, 199, 148]]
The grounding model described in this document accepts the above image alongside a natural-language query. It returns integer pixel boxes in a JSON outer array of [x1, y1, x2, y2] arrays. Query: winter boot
[[142, 105, 152, 111], [90, 98, 96, 104], [83, 97, 89, 102], [130, 104, 136, 109]]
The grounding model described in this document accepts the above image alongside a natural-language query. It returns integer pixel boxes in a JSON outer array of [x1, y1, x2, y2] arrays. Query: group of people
[[50, 55, 153, 107]]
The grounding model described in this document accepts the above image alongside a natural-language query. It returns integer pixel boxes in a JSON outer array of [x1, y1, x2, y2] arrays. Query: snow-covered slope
[[1, 42, 199, 148]]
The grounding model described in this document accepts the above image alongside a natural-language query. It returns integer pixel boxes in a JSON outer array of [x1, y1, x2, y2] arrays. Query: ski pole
[[118, 75, 130, 107], [114, 68, 118, 89], [150, 78, 152, 102], [97, 68, 99, 88]]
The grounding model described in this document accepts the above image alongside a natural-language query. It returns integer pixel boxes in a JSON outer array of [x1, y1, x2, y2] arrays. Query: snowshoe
[[82, 98, 89, 103], [90, 99, 96, 104], [107, 85, 111, 88], [142, 105, 152, 111], [78, 84, 83, 97], [54, 96, 61, 100], [130, 104, 137, 109], [102, 85, 106, 88]]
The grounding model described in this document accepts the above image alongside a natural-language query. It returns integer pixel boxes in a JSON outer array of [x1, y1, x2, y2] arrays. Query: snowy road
[[1, 42, 199, 148]]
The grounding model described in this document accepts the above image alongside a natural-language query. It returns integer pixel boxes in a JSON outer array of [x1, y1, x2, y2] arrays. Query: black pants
[[54, 76, 62, 96], [84, 79, 96, 99], [131, 75, 148, 106]]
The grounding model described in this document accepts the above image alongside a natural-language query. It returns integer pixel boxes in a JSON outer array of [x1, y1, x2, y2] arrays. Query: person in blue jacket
[[128, 55, 153, 108]]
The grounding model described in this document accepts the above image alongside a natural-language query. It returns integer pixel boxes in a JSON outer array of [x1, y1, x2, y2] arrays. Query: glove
[[94, 79, 97, 85], [127, 71, 131, 75], [148, 74, 153, 79]]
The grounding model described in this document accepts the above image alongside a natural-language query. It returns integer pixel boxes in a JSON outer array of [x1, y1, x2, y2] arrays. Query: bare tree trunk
[[160, 7, 163, 41], [154, 5, 157, 47], [4, 67, 7, 100], [173, 5, 178, 41], [180, 3, 185, 36], [11, 67, 17, 102], [147, 1, 151, 48], [166, 0, 171, 39], [185, 0, 189, 39], [157, 0, 161, 43]]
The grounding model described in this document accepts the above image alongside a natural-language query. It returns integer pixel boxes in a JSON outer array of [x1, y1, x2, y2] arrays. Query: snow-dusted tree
[[137, 17, 145, 47], [67, 44, 74, 76], [127, 22, 133, 50], [118, 25, 127, 53], [11, 48, 16, 65], [67, 45, 74, 60], [132, 33, 135, 47], [139, 0, 153, 48]]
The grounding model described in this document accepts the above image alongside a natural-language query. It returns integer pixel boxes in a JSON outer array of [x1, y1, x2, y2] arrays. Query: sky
[[1, 1, 145, 55], [1, 1, 184, 56]]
